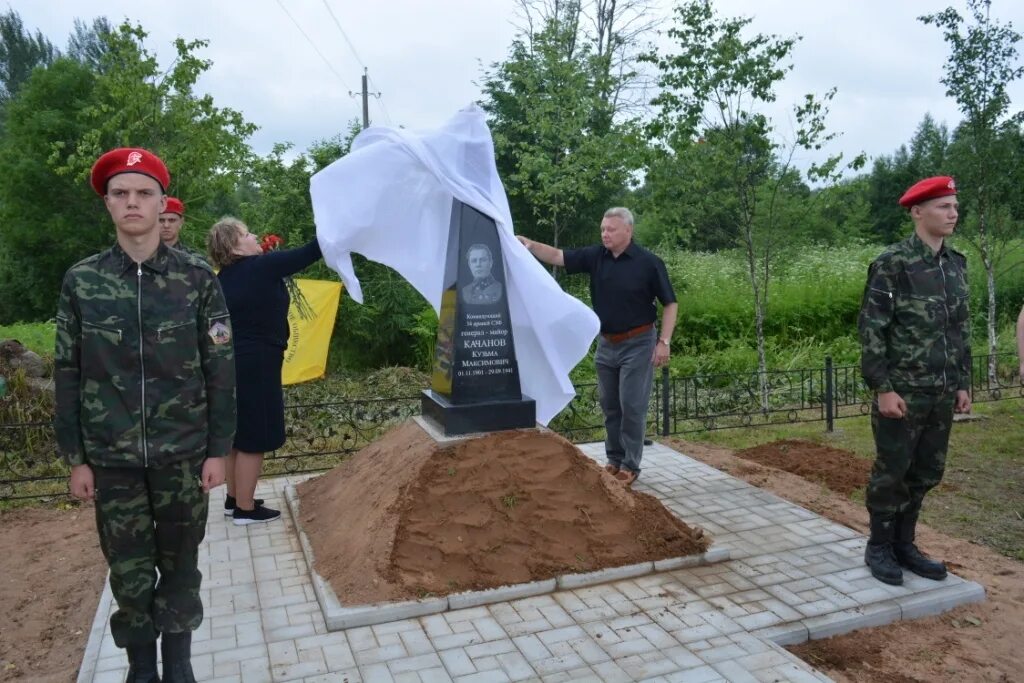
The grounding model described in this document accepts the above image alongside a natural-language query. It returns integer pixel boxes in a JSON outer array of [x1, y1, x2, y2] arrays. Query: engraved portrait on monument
[[460, 243, 504, 305]]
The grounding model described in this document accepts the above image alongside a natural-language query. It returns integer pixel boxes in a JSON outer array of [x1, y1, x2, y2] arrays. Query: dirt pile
[[297, 421, 709, 604], [735, 439, 872, 495], [0, 506, 106, 683]]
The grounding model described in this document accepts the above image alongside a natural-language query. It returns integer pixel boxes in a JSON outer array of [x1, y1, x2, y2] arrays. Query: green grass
[[690, 413, 878, 457], [687, 399, 1024, 561], [0, 321, 55, 355]]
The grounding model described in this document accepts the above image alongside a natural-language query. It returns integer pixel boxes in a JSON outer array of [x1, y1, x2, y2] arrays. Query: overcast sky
[[12, 0, 1024, 176]]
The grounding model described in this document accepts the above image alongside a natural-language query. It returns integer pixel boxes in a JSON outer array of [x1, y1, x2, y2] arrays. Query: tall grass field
[[653, 240, 1024, 376], [2, 240, 1022, 378]]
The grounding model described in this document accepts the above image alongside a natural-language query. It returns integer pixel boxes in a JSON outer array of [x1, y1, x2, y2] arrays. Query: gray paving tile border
[[284, 484, 730, 631], [75, 575, 113, 683], [448, 578, 557, 609], [751, 621, 810, 647], [803, 601, 903, 640], [895, 580, 986, 619], [751, 578, 986, 646], [556, 561, 654, 590]]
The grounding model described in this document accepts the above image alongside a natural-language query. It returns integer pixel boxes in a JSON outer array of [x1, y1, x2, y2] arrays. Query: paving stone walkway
[[77, 441, 985, 683]]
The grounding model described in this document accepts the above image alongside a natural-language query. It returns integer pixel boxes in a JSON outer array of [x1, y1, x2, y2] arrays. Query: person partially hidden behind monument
[[518, 207, 677, 487], [461, 243, 503, 305]]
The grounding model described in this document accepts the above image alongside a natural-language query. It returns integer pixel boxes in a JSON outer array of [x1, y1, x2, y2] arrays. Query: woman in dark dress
[[207, 217, 323, 525]]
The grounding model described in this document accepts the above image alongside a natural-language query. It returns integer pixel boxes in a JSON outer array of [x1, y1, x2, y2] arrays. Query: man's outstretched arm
[[517, 235, 564, 267]]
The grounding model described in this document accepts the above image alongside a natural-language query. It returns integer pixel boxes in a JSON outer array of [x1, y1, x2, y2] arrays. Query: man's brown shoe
[[615, 470, 638, 486]]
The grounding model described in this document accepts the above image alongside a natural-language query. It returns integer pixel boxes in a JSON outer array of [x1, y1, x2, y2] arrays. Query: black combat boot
[[124, 641, 160, 683], [160, 632, 196, 683], [893, 508, 947, 580], [864, 512, 903, 585]]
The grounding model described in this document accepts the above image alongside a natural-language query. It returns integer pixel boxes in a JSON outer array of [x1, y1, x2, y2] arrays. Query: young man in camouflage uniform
[[858, 175, 972, 586], [159, 196, 204, 261], [55, 148, 235, 683]]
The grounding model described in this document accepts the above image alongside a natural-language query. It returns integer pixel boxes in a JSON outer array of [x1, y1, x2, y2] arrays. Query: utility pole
[[361, 71, 369, 129], [349, 67, 380, 130]]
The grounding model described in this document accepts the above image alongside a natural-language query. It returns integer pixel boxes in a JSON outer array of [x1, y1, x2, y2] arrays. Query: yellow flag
[[282, 279, 343, 385]]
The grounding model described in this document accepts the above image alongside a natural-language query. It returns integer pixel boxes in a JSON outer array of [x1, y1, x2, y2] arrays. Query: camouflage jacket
[[858, 233, 971, 394], [54, 242, 236, 468]]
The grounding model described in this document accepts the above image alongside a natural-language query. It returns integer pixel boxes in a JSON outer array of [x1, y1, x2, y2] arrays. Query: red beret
[[898, 176, 957, 208], [90, 147, 170, 196], [163, 197, 185, 215]]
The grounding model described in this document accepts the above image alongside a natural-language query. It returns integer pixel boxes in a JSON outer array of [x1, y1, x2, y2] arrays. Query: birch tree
[[920, 0, 1024, 380], [642, 0, 862, 410]]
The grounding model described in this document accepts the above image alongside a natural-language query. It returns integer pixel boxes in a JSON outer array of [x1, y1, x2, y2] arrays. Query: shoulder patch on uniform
[[208, 321, 231, 345]]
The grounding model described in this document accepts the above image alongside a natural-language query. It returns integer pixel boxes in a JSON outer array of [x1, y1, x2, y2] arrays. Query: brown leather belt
[[601, 323, 654, 344]]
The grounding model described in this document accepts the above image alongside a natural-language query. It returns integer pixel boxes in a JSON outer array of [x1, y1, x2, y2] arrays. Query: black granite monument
[[421, 200, 536, 435]]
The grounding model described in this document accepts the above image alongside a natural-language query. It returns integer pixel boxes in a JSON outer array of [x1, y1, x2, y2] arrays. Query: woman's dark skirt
[[233, 343, 286, 453]]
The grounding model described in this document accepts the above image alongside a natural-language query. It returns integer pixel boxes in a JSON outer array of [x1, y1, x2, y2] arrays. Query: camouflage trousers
[[93, 457, 208, 647], [867, 391, 955, 518]]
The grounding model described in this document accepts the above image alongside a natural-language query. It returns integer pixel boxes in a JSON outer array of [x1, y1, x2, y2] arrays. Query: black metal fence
[[3, 353, 1020, 501]]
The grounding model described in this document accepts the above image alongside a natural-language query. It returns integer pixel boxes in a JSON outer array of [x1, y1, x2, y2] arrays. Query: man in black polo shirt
[[518, 207, 677, 485]]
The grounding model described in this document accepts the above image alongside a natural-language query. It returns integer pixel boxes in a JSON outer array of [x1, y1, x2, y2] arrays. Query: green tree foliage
[[0, 21, 256, 323], [62, 23, 257, 216], [332, 257, 436, 371], [806, 176, 873, 244], [921, 0, 1024, 369], [242, 143, 323, 246], [995, 123, 1024, 221], [642, 0, 862, 408], [0, 58, 98, 322], [240, 123, 359, 274], [866, 114, 951, 243], [0, 10, 58, 112], [480, 1, 643, 254], [66, 17, 113, 69]]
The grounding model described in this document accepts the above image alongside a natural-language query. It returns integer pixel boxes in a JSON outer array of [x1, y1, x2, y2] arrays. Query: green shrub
[[325, 257, 434, 372]]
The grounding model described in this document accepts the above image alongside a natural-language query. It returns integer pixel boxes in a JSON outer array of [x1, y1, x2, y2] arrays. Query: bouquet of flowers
[[260, 234, 315, 320], [260, 234, 284, 252]]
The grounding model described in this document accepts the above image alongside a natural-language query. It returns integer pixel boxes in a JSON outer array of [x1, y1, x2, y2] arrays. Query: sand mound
[[735, 439, 872, 495], [297, 421, 709, 604]]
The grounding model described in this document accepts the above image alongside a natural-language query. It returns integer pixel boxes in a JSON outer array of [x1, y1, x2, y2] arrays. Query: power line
[[273, 0, 352, 92], [320, 0, 366, 68], [368, 75, 394, 126], [320, 0, 396, 127]]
